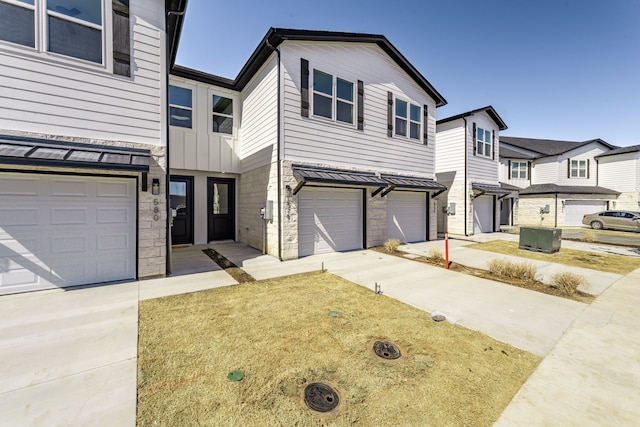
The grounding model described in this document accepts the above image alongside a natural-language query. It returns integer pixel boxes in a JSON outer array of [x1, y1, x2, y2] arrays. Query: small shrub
[[428, 248, 444, 262], [383, 238, 401, 253], [581, 230, 597, 243], [551, 272, 587, 295], [487, 259, 537, 283]]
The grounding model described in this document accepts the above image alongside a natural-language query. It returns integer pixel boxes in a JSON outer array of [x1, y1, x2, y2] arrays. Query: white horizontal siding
[[0, 0, 165, 146], [598, 152, 638, 192], [240, 55, 278, 172], [467, 112, 499, 183], [435, 120, 465, 174], [280, 41, 437, 177], [500, 159, 530, 188], [531, 157, 559, 185], [168, 77, 241, 173], [556, 143, 608, 186]]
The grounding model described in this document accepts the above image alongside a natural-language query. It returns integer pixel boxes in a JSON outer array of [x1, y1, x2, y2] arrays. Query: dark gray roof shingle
[[594, 144, 640, 158], [519, 184, 619, 196], [500, 136, 615, 156]]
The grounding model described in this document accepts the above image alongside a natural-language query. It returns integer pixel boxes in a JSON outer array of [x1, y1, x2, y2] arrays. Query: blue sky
[[176, 0, 640, 147]]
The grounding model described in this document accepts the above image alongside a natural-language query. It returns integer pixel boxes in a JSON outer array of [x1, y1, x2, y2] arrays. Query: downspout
[[266, 39, 283, 260], [554, 194, 558, 227], [463, 117, 469, 236]]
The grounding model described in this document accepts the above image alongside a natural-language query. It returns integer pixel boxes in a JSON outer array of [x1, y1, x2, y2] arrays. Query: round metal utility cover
[[373, 340, 401, 360], [304, 383, 340, 412]]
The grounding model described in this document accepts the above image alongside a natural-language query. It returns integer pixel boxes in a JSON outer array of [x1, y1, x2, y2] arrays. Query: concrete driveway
[[1, 239, 638, 425]]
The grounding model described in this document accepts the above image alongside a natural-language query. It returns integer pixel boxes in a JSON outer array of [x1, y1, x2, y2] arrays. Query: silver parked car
[[582, 210, 640, 232]]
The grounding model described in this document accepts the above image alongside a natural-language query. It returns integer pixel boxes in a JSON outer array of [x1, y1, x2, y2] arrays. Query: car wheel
[[590, 221, 603, 230]]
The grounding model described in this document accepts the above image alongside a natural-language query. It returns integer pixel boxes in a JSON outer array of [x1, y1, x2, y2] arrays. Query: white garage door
[[565, 201, 607, 226], [298, 187, 362, 257], [473, 195, 494, 234], [387, 191, 426, 243], [0, 172, 136, 295]]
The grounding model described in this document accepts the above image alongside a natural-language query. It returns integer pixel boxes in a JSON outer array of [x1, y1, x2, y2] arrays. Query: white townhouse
[[499, 136, 619, 227], [435, 106, 509, 235], [167, 28, 449, 260], [595, 144, 640, 212], [0, 0, 188, 295]]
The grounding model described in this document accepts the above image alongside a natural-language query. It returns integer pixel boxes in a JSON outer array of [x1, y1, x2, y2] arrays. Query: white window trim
[[311, 67, 355, 127], [210, 92, 235, 136], [169, 84, 194, 130], [476, 127, 493, 158], [570, 160, 587, 178], [510, 161, 528, 179], [0, 0, 110, 71], [394, 97, 421, 141]]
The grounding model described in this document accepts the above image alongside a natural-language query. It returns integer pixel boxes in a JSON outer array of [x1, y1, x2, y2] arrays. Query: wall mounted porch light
[[151, 178, 160, 195]]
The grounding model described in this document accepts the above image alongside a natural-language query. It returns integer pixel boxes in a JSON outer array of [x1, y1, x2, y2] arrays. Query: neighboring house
[[435, 106, 509, 235], [167, 28, 448, 260], [499, 136, 619, 227], [0, 0, 188, 295], [596, 144, 640, 212]]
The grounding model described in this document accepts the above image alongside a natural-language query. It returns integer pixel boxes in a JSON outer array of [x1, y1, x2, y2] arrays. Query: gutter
[[266, 40, 283, 260], [463, 117, 469, 236]]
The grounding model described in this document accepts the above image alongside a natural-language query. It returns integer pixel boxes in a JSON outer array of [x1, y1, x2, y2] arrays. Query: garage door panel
[[299, 187, 362, 257], [0, 176, 39, 195], [0, 172, 136, 295], [565, 201, 607, 226], [387, 192, 426, 243]]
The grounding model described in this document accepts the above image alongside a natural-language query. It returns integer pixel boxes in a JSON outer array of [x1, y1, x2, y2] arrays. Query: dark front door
[[207, 177, 235, 241], [170, 176, 193, 245]]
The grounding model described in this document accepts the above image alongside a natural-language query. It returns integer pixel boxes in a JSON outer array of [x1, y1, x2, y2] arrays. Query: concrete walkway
[[496, 267, 640, 426], [2, 238, 638, 425]]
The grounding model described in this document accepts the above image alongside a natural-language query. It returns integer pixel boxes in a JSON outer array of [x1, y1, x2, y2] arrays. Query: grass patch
[[551, 272, 588, 295], [487, 259, 537, 283], [468, 240, 640, 275], [138, 272, 539, 426]]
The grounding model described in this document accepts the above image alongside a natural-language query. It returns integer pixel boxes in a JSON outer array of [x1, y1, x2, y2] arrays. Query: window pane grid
[[212, 94, 233, 134], [476, 127, 492, 158], [312, 68, 354, 124]]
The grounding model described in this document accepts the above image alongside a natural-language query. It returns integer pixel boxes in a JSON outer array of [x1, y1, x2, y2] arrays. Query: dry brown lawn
[[138, 271, 540, 426], [468, 240, 640, 275]]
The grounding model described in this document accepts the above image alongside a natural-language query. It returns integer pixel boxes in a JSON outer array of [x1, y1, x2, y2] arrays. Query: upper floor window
[[0, 0, 104, 64], [476, 127, 492, 157], [510, 161, 528, 179], [313, 69, 354, 124], [570, 160, 587, 178], [395, 99, 421, 140], [212, 95, 233, 134], [169, 85, 192, 129]]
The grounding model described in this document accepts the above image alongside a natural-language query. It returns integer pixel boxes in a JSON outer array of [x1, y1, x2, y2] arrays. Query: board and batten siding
[[0, 0, 166, 146], [240, 55, 279, 173], [168, 77, 241, 173], [280, 41, 437, 176], [598, 152, 639, 192]]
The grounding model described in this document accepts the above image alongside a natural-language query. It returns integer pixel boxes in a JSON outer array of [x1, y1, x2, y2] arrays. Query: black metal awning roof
[[472, 182, 511, 197], [0, 135, 151, 172], [291, 164, 448, 197]]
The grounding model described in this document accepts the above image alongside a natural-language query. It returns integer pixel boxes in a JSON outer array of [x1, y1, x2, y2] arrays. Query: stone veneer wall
[[238, 162, 279, 257], [0, 130, 167, 278], [613, 192, 640, 211], [518, 196, 557, 226], [366, 189, 387, 248]]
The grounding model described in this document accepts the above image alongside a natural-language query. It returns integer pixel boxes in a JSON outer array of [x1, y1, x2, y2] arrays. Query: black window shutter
[[527, 162, 532, 180], [300, 58, 309, 117], [587, 159, 590, 179], [472, 122, 477, 155], [423, 104, 428, 145], [387, 92, 393, 137], [357, 80, 364, 130], [491, 130, 495, 159], [567, 159, 571, 178], [112, 0, 130, 77], [508, 160, 512, 177]]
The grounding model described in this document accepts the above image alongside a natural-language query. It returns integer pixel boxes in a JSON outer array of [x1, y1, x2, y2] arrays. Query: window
[[212, 95, 233, 134], [510, 161, 528, 179], [395, 99, 421, 140], [570, 160, 587, 178], [169, 85, 192, 128], [0, 0, 104, 64], [476, 127, 492, 157], [312, 69, 354, 124]]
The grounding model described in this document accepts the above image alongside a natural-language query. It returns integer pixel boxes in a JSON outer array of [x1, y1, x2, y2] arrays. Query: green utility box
[[518, 227, 562, 254]]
